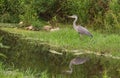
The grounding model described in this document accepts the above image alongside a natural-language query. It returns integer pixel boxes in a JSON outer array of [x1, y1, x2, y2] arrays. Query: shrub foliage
[[0, 0, 120, 32]]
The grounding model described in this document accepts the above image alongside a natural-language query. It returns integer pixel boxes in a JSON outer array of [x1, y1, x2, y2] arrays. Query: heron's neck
[[69, 63, 73, 73], [73, 17, 78, 28]]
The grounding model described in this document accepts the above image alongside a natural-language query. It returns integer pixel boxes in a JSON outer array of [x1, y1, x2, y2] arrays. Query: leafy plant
[[0, 0, 23, 23]]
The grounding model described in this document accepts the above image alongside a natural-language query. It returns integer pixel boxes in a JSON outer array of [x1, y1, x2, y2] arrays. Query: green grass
[[1, 27, 120, 57]]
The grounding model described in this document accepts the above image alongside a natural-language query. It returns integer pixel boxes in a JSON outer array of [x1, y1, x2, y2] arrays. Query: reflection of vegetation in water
[[0, 62, 42, 78], [0, 36, 8, 58]]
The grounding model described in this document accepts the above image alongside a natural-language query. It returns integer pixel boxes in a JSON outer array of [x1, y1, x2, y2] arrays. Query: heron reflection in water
[[65, 57, 89, 74]]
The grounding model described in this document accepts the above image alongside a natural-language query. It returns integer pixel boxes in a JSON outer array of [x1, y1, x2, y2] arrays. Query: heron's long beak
[[67, 16, 73, 18]]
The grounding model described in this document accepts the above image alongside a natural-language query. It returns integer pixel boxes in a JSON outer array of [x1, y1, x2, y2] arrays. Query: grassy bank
[[1, 27, 120, 57]]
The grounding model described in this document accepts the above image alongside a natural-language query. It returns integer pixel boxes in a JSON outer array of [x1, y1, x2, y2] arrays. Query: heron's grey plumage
[[68, 15, 93, 37]]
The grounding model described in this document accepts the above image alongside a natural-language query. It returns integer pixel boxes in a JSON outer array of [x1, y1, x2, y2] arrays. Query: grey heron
[[68, 15, 93, 37], [65, 57, 89, 74]]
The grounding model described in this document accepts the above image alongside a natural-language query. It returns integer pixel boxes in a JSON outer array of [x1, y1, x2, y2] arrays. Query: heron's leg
[[78, 33, 82, 40], [79, 34, 83, 40], [80, 34, 82, 37]]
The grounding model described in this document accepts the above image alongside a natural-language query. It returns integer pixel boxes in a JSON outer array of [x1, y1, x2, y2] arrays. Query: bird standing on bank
[[68, 15, 93, 37]]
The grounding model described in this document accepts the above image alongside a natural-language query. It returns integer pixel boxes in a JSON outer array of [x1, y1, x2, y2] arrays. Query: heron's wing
[[77, 25, 89, 33], [77, 25, 93, 37], [78, 25, 88, 31]]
